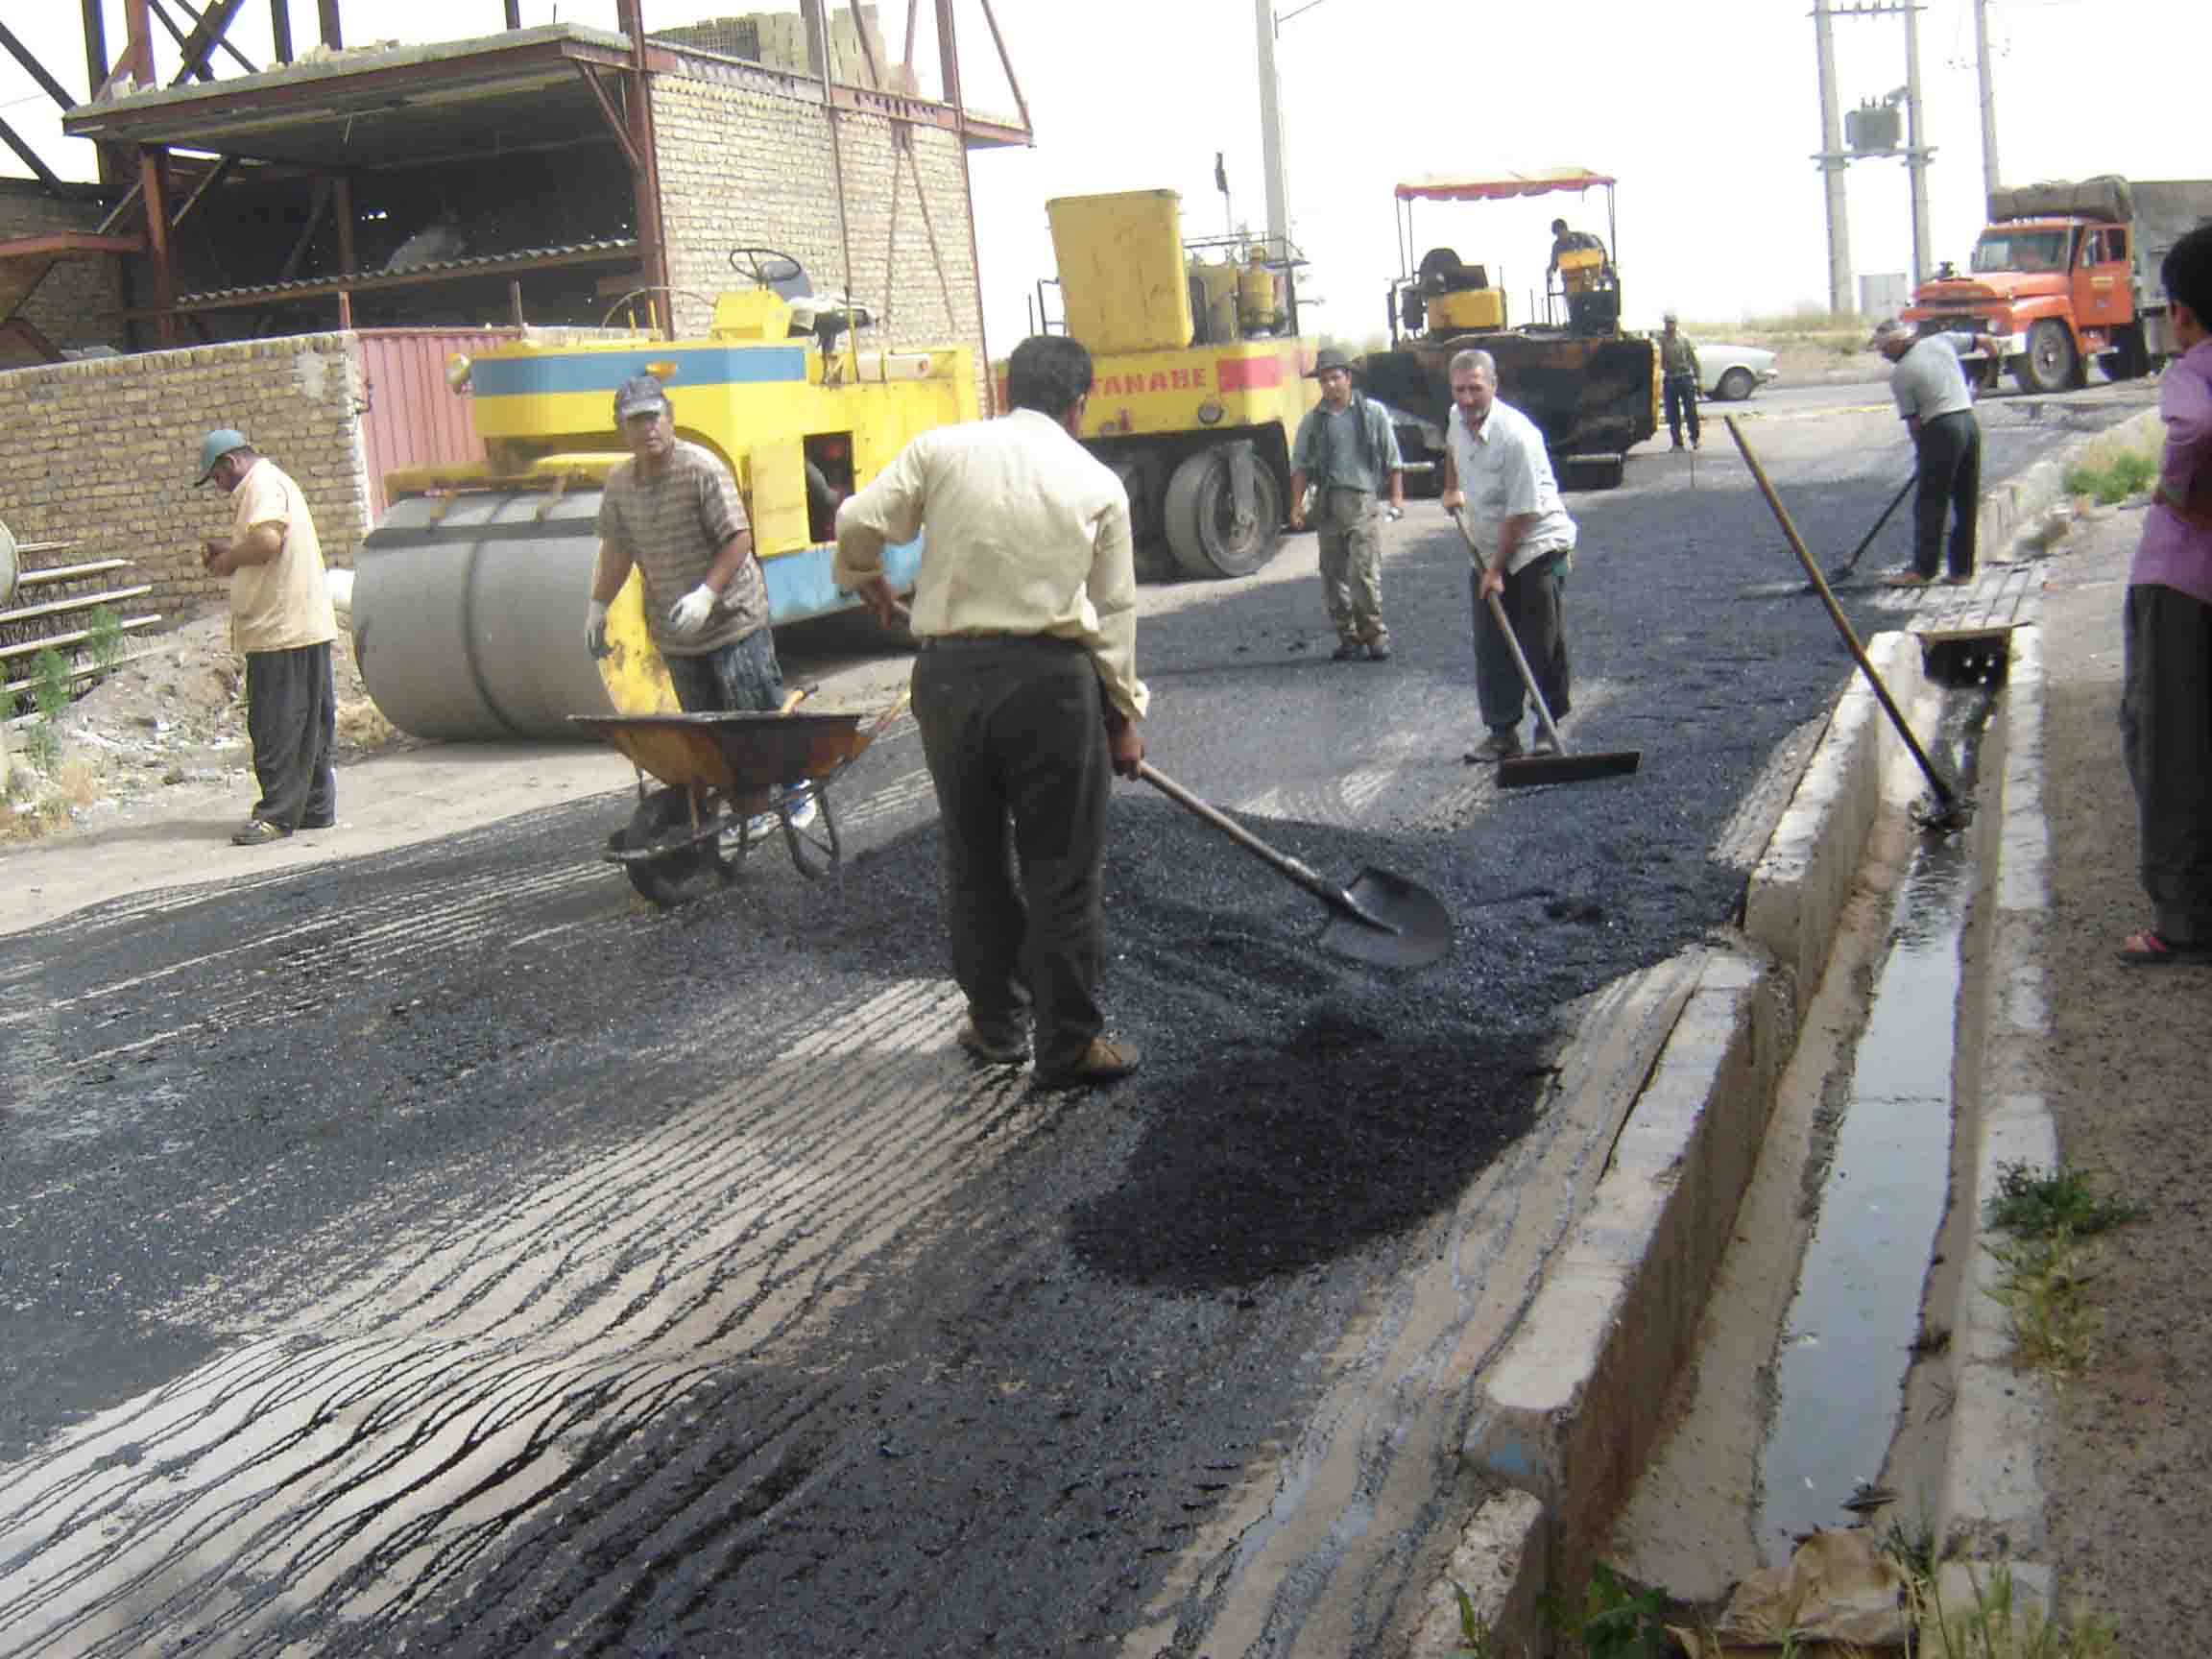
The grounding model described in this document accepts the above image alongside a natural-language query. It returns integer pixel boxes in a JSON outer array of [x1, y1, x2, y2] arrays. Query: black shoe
[[1366, 639, 1392, 661], [1332, 641, 1363, 661], [956, 1018, 1026, 1066], [1464, 731, 1523, 764]]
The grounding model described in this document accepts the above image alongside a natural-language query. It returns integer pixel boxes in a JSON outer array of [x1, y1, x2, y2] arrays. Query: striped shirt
[[595, 440, 763, 656]]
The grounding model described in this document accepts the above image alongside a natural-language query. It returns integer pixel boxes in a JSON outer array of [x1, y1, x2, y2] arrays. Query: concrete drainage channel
[[1403, 620, 2056, 1653]]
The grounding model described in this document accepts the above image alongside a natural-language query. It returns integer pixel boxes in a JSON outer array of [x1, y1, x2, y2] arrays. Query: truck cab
[[1904, 214, 2138, 393]]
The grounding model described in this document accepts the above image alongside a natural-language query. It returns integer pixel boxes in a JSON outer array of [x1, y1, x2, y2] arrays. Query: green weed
[[1542, 1561, 1670, 1659], [1914, 1559, 2118, 1658], [1984, 1164, 2141, 1240], [84, 604, 126, 669], [2062, 450, 2157, 506], [1447, 1579, 1498, 1657], [31, 647, 72, 723]]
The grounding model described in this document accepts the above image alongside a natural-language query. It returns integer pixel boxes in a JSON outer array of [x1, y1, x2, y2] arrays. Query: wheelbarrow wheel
[[781, 783, 840, 878], [612, 787, 728, 907]]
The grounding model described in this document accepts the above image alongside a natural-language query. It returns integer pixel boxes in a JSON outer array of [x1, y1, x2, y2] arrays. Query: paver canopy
[[1393, 168, 1617, 202]]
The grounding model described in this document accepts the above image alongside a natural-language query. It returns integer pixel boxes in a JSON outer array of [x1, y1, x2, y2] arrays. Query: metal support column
[[1811, 0, 1854, 315], [138, 145, 176, 344], [316, 0, 341, 50], [270, 0, 293, 63], [614, 0, 670, 336], [935, 0, 993, 410], [1903, 0, 1932, 285], [125, 0, 156, 84], [332, 169, 355, 329]]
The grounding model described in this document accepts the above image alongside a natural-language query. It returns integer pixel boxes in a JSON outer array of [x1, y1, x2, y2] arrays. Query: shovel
[[1137, 762, 1453, 970], [1722, 416, 1971, 832], [1448, 508, 1643, 788]]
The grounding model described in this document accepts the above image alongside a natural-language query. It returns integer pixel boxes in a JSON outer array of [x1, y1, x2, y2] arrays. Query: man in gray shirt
[[1288, 348, 1405, 661], [1870, 320, 2000, 586]]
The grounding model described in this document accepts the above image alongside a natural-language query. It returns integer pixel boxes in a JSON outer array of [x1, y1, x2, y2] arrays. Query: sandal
[[2115, 927, 2212, 967]]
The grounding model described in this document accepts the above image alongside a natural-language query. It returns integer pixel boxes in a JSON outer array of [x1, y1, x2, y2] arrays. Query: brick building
[[0, 13, 1022, 660]]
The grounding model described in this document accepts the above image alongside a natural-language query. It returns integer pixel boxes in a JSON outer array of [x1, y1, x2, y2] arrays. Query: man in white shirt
[[1438, 349, 1578, 763], [196, 429, 338, 846], [833, 336, 1147, 1090], [1869, 319, 2000, 587]]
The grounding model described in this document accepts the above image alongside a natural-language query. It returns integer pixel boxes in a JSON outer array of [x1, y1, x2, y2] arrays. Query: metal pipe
[[809, 0, 861, 383], [270, 0, 293, 63], [333, 167, 355, 330], [317, 0, 341, 50], [614, 0, 670, 337]]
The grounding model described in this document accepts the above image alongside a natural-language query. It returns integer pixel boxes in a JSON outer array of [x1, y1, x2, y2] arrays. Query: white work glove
[[1384, 504, 1405, 522], [667, 583, 717, 637], [585, 598, 612, 659]]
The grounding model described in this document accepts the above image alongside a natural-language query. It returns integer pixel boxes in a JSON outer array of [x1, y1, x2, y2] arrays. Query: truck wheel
[[2014, 320, 2077, 395], [1164, 445, 1282, 579]]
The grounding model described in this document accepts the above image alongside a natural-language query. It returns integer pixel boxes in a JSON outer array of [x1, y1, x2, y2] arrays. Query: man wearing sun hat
[[196, 427, 339, 847], [1287, 346, 1405, 661]]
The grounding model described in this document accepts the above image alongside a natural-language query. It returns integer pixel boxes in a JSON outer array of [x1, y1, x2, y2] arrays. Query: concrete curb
[[1743, 631, 1929, 993], [1432, 634, 1924, 1655], [1936, 621, 2056, 1575], [1984, 406, 2163, 562]]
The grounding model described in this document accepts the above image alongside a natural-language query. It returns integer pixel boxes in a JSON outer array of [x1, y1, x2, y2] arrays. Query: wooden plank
[[0, 611, 161, 661], [15, 560, 129, 586], [0, 584, 155, 630]]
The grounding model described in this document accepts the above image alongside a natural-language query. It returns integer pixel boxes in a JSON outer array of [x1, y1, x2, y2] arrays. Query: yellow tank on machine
[[1035, 189, 1319, 580], [352, 278, 975, 741]]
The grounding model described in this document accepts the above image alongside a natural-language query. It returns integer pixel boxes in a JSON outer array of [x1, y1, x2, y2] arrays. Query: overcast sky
[[2, 0, 2181, 353]]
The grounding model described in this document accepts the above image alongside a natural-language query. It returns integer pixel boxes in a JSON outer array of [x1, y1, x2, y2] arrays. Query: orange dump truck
[[1903, 176, 2212, 393]]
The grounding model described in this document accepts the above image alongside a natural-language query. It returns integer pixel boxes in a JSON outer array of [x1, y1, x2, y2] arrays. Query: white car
[[1695, 342, 1778, 401]]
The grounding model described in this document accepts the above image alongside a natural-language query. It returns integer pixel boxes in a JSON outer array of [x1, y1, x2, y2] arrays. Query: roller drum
[[354, 490, 617, 741]]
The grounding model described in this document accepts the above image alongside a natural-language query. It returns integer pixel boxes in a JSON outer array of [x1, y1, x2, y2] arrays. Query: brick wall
[[650, 60, 987, 402], [0, 335, 369, 623], [0, 182, 128, 369]]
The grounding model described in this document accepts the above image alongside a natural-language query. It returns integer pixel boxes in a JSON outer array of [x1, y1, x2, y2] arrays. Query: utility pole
[[1254, 0, 1290, 255], [1812, 0, 1854, 314], [1973, 0, 2000, 201], [1902, 0, 1933, 284]]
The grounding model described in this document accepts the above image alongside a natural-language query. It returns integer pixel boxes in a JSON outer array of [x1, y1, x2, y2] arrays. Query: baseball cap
[[195, 427, 250, 486], [613, 373, 671, 421]]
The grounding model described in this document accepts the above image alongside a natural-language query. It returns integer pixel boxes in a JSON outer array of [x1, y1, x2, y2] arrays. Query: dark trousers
[[245, 642, 335, 830], [2121, 583, 2212, 944], [1474, 559, 1571, 734], [1664, 373, 1701, 445], [1912, 411, 1982, 578], [661, 626, 785, 713], [912, 638, 1111, 1077]]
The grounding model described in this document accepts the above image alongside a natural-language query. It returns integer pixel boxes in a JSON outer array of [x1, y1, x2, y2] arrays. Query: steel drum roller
[[354, 489, 672, 741]]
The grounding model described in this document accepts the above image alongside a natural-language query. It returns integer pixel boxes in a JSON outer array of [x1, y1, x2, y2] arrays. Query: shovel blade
[[1320, 866, 1455, 971]]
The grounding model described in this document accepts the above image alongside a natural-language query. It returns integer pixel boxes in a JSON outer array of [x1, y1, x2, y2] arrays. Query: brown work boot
[[1033, 1036, 1142, 1091], [956, 1017, 1026, 1066], [1464, 730, 1523, 764]]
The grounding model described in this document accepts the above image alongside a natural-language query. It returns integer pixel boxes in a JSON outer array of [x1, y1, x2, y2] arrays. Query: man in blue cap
[[197, 428, 338, 845]]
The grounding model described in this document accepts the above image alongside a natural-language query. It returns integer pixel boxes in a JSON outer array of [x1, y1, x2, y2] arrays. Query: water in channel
[[1754, 678, 1995, 1561]]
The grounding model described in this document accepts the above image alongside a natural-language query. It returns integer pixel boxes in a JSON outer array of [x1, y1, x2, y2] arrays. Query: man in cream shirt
[[1438, 349, 1579, 763], [197, 428, 338, 846], [833, 336, 1147, 1091]]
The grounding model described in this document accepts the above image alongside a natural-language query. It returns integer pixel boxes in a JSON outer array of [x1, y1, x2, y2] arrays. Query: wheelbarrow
[[569, 692, 907, 905]]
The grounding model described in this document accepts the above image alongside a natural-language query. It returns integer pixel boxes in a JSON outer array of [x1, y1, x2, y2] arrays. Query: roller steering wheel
[[727, 246, 805, 290]]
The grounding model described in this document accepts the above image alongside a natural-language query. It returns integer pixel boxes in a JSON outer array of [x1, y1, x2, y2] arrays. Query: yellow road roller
[[352, 257, 975, 741]]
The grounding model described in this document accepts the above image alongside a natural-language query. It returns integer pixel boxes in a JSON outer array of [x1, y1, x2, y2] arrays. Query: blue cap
[[196, 427, 250, 486]]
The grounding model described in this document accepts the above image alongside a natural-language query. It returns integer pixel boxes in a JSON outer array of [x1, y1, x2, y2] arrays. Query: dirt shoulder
[[2033, 504, 2212, 1649]]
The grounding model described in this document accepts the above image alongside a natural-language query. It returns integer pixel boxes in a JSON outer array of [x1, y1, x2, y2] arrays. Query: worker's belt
[[918, 633, 1084, 653]]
